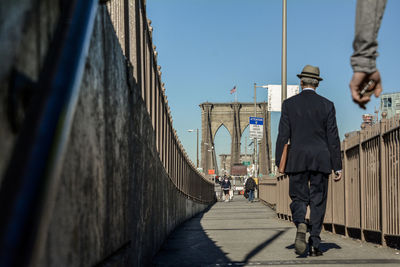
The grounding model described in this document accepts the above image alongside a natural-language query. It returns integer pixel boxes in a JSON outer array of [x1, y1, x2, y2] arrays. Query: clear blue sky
[[146, 0, 400, 167]]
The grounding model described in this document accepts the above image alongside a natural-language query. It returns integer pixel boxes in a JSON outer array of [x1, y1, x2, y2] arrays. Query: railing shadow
[[153, 205, 231, 266], [241, 230, 287, 263], [153, 200, 291, 266]]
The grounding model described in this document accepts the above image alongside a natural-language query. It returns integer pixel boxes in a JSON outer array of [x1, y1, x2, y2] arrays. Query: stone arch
[[213, 123, 232, 175], [241, 122, 250, 136], [212, 122, 231, 141]]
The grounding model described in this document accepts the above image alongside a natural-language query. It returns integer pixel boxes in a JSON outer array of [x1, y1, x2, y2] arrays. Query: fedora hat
[[297, 65, 323, 81]]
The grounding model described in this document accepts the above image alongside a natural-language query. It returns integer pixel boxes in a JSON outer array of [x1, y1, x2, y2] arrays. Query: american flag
[[230, 85, 236, 94]]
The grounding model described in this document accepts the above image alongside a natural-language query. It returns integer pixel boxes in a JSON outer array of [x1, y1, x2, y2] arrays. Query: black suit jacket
[[275, 90, 342, 174]]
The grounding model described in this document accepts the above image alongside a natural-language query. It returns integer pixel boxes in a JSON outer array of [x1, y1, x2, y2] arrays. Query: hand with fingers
[[349, 71, 383, 109], [333, 170, 342, 182]]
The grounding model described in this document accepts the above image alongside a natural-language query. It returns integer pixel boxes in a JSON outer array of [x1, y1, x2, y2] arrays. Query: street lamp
[[204, 142, 218, 176], [253, 83, 269, 118], [253, 83, 268, 178], [187, 128, 199, 168]]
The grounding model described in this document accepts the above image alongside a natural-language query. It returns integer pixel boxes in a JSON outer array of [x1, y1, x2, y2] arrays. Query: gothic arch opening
[[241, 122, 250, 136], [214, 124, 231, 176], [213, 123, 232, 140], [240, 125, 252, 165]]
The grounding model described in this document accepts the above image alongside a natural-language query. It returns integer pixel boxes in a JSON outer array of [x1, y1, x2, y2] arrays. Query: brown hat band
[[300, 72, 319, 76]]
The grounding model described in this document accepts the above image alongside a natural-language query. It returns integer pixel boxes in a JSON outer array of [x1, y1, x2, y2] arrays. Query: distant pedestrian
[[220, 176, 231, 202], [245, 176, 256, 202], [276, 65, 342, 257]]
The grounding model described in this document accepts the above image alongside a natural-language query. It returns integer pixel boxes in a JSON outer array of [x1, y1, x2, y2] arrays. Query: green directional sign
[[242, 161, 251, 166]]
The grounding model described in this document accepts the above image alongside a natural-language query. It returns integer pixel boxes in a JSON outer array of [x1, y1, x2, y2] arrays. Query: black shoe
[[309, 246, 323, 257], [294, 223, 307, 255]]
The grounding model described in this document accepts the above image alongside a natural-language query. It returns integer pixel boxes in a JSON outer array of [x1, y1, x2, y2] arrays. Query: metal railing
[[259, 178, 277, 208], [259, 114, 400, 246], [106, 0, 215, 204]]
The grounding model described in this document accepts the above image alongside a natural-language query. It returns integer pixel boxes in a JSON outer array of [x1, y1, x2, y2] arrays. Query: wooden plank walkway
[[153, 196, 400, 266]]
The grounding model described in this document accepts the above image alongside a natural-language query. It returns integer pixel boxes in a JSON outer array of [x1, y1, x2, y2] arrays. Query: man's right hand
[[349, 71, 383, 109], [333, 171, 342, 182]]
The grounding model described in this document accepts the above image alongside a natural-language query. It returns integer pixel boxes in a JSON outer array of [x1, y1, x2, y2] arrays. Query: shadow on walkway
[[241, 230, 287, 263], [153, 196, 400, 266], [153, 206, 231, 266], [153, 198, 290, 266], [285, 242, 342, 258]]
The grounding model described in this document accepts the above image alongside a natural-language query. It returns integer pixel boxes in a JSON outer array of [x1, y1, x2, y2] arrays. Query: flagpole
[[282, 0, 287, 103], [235, 90, 238, 102]]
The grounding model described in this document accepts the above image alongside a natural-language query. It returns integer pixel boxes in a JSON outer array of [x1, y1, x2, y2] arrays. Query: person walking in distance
[[245, 176, 256, 203], [220, 176, 231, 202], [275, 65, 342, 256]]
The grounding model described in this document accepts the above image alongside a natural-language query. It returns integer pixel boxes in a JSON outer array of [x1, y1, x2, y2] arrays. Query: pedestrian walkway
[[153, 196, 400, 266]]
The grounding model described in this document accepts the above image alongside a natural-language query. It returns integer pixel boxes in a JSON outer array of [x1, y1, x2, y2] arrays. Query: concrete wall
[[0, 2, 211, 266]]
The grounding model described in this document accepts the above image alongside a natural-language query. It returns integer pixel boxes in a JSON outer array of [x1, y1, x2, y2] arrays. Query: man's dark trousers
[[289, 171, 329, 248]]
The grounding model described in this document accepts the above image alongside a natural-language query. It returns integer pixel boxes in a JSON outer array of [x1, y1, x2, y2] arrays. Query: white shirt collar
[[302, 88, 315, 91]]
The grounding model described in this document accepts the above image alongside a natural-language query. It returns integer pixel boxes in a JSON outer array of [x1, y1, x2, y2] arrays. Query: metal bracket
[[99, 0, 111, 4]]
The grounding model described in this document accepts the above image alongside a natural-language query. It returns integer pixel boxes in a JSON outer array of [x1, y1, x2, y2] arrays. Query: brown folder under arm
[[279, 144, 290, 174]]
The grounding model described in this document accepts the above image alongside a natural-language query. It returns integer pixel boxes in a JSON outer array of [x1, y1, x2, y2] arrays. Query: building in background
[[380, 92, 400, 119]]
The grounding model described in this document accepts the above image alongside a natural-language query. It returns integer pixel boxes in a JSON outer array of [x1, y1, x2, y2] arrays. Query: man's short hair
[[301, 77, 319, 88]]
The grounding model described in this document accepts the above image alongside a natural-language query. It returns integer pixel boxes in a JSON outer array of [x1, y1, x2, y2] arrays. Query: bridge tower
[[199, 102, 271, 177]]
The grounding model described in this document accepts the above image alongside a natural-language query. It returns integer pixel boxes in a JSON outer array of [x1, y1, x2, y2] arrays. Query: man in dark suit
[[275, 65, 342, 256]]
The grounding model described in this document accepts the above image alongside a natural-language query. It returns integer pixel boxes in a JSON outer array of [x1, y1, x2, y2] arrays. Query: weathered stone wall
[[0, 2, 211, 266]]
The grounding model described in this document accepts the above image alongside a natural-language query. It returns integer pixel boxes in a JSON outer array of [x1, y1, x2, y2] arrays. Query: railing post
[[329, 174, 335, 233], [138, 4, 145, 98], [343, 134, 349, 237], [277, 176, 281, 218], [145, 44, 150, 113], [359, 128, 365, 241], [168, 126, 171, 175], [129, 0, 139, 81], [380, 113, 387, 246]]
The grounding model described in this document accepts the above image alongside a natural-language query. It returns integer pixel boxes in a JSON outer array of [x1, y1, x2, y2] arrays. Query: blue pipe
[[0, 1, 98, 266]]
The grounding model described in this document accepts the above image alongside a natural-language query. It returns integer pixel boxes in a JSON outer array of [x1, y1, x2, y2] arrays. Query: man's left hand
[[349, 71, 383, 109]]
